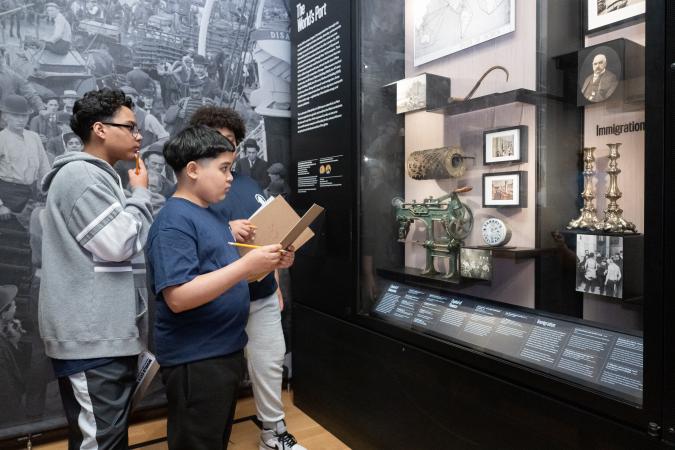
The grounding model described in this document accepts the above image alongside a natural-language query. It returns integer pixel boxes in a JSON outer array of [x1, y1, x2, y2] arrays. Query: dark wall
[[294, 304, 655, 450], [289, 0, 671, 447]]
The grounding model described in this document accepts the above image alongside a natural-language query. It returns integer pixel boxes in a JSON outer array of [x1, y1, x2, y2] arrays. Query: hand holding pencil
[[128, 153, 148, 190], [237, 243, 287, 275], [229, 242, 295, 269]]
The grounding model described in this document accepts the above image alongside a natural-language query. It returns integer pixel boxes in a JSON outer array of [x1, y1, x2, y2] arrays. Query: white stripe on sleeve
[[82, 211, 141, 262], [76, 203, 121, 242]]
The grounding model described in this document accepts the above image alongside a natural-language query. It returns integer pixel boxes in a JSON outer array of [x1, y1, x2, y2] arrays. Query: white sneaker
[[260, 420, 307, 450]]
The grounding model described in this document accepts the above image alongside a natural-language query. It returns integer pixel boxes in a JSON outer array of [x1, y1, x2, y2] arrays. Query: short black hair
[[188, 106, 246, 144], [163, 125, 234, 172], [70, 89, 134, 143]]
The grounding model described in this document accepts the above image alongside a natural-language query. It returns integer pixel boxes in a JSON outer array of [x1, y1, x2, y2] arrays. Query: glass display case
[[359, 0, 649, 408], [290, 0, 671, 446]]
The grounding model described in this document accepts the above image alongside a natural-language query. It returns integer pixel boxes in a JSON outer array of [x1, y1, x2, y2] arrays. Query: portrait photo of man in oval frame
[[578, 45, 623, 105]]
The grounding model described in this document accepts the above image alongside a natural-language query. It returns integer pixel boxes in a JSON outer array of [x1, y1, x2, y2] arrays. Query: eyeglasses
[[99, 122, 141, 138]]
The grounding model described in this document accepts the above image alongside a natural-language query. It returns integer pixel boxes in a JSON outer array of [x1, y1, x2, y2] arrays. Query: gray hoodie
[[39, 152, 153, 360]]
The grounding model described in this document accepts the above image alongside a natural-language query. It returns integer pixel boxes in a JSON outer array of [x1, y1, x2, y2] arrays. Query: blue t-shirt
[[210, 173, 278, 301], [146, 197, 249, 367]]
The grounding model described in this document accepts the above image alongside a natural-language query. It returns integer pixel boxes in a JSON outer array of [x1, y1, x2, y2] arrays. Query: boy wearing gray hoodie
[[39, 89, 153, 450]]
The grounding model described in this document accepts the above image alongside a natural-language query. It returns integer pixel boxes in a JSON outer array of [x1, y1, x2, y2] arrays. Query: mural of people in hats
[[264, 162, 290, 198], [43, 3, 72, 56], [46, 131, 83, 164], [60, 90, 79, 115], [126, 65, 156, 99], [0, 284, 26, 422], [164, 77, 214, 133], [0, 0, 296, 439], [29, 96, 62, 148], [120, 85, 169, 148], [237, 138, 269, 190], [171, 52, 196, 97], [141, 139, 175, 200], [0, 48, 45, 113], [192, 54, 222, 101], [0, 95, 50, 226]]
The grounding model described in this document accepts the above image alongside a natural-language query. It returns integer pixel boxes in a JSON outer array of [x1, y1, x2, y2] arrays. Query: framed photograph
[[413, 0, 515, 66], [577, 44, 623, 105], [585, 0, 645, 34], [482, 171, 525, 207], [483, 126, 526, 165], [568, 39, 644, 106], [460, 248, 493, 281], [576, 234, 624, 299]]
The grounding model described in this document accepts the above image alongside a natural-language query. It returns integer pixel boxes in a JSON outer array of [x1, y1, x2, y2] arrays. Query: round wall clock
[[481, 218, 512, 246]]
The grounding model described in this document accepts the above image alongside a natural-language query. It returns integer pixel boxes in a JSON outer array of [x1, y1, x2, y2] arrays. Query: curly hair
[[188, 106, 246, 144], [70, 89, 134, 143]]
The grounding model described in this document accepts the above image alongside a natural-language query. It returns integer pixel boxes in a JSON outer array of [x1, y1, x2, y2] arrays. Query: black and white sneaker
[[260, 420, 307, 450]]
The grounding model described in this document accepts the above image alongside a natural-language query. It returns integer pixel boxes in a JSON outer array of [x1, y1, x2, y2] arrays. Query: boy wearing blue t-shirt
[[145, 126, 293, 449]]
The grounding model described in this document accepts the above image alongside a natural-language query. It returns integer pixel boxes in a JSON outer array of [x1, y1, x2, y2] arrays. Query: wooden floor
[[34, 391, 350, 449]]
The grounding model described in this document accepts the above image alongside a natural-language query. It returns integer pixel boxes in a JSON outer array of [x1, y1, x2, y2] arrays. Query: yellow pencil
[[228, 242, 261, 249], [228, 242, 287, 252]]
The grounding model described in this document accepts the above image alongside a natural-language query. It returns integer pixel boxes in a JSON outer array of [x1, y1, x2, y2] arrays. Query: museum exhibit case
[[290, 0, 674, 448]]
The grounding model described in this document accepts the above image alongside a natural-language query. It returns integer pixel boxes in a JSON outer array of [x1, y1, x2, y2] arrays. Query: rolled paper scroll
[[407, 146, 466, 180]]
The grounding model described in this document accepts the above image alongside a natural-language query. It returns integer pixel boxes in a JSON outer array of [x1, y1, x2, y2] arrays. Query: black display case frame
[[290, 0, 672, 447]]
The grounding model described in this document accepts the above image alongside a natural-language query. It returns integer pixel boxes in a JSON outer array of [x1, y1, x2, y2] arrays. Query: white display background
[[402, 0, 536, 308], [582, 23, 645, 330]]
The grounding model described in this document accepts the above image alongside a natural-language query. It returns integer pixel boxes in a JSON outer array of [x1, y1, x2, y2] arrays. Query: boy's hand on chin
[[128, 158, 149, 190]]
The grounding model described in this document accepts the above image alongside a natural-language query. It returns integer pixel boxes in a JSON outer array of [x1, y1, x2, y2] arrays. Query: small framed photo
[[482, 171, 525, 208], [585, 0, 645, 34], [576, 234, 624, 298], [483, 126, 526, 165], [460, 248, 493, 281]]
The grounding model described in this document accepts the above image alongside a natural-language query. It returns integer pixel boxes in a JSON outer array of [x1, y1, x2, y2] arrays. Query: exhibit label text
[[596, 121, 646, 136], [297, 2, 328, 32]]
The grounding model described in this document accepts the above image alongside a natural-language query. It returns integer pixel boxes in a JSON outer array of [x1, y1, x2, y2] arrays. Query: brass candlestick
[[599, 143, 637, 233], [567, 147, 601, 230]]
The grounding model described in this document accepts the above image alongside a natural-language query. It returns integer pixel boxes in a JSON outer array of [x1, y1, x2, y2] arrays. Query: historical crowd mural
[[0, 0, 291, 439]]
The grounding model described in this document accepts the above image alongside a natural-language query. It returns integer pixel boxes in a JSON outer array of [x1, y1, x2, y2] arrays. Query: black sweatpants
[[161, 351, 245, 450], [58, 356, 137, 450]]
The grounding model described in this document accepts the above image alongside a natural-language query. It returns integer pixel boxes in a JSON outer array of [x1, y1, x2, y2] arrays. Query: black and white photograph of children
[[576, 234, 624, 298], [0, 0, 292, 438]]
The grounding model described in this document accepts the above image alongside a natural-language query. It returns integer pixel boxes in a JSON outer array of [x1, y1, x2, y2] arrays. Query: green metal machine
[[392, 186, 473, 283]]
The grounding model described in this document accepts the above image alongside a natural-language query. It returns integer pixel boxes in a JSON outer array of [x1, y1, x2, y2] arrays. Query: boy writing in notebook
[[189, 106, 306, 450], [145, 126, 293, 449]]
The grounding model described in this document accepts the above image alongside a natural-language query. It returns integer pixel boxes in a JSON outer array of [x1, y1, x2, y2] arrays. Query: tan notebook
[[240, 195, 324, 281]]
